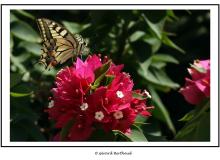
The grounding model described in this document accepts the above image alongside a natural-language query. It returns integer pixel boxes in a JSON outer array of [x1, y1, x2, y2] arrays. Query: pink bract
[[180, 59, 210, 105]]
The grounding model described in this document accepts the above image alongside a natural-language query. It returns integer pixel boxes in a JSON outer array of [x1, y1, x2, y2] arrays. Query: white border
[[1, 0, 220, 5], [2, 4, 219, 147], [2, 4, 219, 10]]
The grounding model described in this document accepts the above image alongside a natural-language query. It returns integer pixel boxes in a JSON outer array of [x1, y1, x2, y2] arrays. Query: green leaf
[[175, 100, 210, 141], [112, 130, 132, 141], [22, 72, 31, 82], [179, 99, 210, 122], [142, 13, 164, 40], [127, 21, 136, 29], [10, 73, 22, 88], [179, 109, 197, 122], [166, 10, 179, 21], [135, 115, 148, 124], [162, 35, 185, 54], [129, 31, 146, 42], [33, 63, 58, 76], [195, 112, 210, 140], [94, 60, 112, 79], [10, 54, 28, 73], [142, 36, 162, 53], [60, 119, 75, 141], [134, 115, 150, 128], [150, 62, 166, 69], [151, 68, 180, 88], [62, 21, 91, 33], [138, 59, 179, 89], [142, 12, 184, 54], [132, 91, 148, 100], [152, 54, 179, 64], [10, 91, 33, 97], [10, 34, 14, 51], [148, 86, 176, 134], [127, 125, 148, 141], [175, 112, 210, 141], [11, 21, 41, 43], [14, 10, 35, 20], [18, 41, 41, 56], [92, 60, 112, 89], [138, 57, 152, 76], [10, 13, 18, 23], [141, 120, 164, 138], [104, 75, 115, 86], [12, 52, 31, 63]]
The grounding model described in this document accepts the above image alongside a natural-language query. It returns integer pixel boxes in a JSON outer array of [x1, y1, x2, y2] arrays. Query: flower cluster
[[180, 59, 210, 105], [47, 55, 152, 141]]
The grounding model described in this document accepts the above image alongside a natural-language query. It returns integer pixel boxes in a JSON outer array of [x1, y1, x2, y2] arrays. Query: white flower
[[48, 100, 54, 108], [113, 111, 123, 120], [80, 103, 88, 111], [144, 90, 151, 99], [95, 111, 104, 121], [116, 91, 124, 98]]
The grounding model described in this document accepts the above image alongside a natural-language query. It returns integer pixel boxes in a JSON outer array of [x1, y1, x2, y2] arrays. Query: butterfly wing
[[54, 38, 75, 64], [37, 18, 78, 69]]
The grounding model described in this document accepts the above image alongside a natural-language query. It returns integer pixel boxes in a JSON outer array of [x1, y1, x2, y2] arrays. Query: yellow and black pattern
[[36, 18, 90, 70]]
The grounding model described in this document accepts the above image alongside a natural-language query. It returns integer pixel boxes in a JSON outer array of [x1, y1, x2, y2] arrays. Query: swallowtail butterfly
[[36, 18, 90, 70]]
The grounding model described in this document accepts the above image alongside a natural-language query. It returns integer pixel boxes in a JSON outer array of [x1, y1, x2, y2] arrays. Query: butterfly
[[36, 18, 90, 70]]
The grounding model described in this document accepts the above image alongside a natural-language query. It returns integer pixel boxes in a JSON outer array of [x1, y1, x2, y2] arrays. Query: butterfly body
[[36, 18, 89, 70]]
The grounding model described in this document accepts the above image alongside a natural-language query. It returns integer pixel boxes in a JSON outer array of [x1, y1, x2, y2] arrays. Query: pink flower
[[46, 54, 153, 141], [131, 90, 153, 117], [180, 59, 210, 105]]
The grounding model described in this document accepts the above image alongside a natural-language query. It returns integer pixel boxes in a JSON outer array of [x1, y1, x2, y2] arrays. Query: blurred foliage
[[175, 99, 210, 141], [10, 10, 210, 141]]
